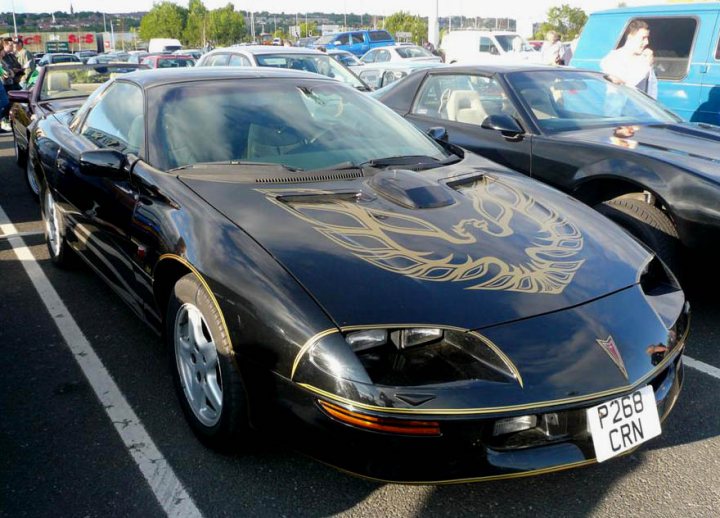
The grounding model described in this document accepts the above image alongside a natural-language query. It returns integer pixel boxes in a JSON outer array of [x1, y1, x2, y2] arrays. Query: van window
[[479, 37, 495, 54], [369, 30, 392, 42], [351, 33, 364, 44], [617, 17, 697, 80]]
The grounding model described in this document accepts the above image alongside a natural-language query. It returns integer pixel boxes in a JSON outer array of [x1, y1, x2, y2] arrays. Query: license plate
[[587, 385, 661, 462]]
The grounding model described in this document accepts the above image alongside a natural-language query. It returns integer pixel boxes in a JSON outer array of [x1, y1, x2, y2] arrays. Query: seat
[[246, 123, 303, 159], [520, 88, 558, 119], [446, 90, 488, 125], [46, 72, 71, 94]]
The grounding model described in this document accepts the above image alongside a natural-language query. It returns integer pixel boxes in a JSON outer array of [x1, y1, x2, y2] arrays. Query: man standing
[[600, 20, 657, 98], [13, 38, 34, 88], [1, 38, 23, 91], [540, 31, 563, 65]]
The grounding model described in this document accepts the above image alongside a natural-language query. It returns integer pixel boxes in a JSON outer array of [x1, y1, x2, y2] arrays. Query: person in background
[[600, 20, 657, 99], [1, 38, 22, 91], [0, 47, 11, 132], [540, 31, 563, 65], [13, 38, 34, 88]]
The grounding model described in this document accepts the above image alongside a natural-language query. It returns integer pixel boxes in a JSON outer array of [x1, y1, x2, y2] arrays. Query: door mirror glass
[[427, 126, 448, 142]]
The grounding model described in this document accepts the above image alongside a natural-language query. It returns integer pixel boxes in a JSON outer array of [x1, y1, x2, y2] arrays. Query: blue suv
[[313, 30, 395, 56], [571, 3, 720, 124]]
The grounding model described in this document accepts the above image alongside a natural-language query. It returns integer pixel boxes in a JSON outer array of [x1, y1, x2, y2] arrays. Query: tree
[[139, 2, 188, 41], [183, 0, 208, 47], [207, 3, 245, 46], [298, 21, 318, 38], [534, 4, 587, 41], [383, 11, 428, 45]]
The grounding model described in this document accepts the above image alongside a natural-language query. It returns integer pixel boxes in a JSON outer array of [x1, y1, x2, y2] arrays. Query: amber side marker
[[318, 400, 441, 436]]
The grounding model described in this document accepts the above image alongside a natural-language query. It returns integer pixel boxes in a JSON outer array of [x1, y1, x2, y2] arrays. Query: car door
[[351, 32, 369, 56], [362, 49, 378, 64], [64, 81, 146, 315], [405, 72, 533, 175], [697, 12, 720, 124]]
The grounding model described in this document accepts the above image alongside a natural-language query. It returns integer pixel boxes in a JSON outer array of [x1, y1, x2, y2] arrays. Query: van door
[[696, 11, 720, 124], [350, 32, 368, 56]]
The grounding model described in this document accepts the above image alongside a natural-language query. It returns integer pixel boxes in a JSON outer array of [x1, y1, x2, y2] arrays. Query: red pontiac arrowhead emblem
[[596, 335, 629, 380]]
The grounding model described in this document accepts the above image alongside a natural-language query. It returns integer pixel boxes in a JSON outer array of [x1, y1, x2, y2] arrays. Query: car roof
[[212, 45, 326, 56], [115, 66, 336, 89], [430, 63, 594, 74]]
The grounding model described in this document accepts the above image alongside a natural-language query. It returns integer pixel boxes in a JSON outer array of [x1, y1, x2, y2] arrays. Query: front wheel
[[166, 273, 249, 450], [43, 188, 74, 267], [595, 198, 680, 274], [13, 127, 27, 167], [26, 144, 40, 198]]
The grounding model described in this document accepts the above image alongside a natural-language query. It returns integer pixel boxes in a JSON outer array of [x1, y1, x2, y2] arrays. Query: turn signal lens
[[345, 329, 388, 353], [318, 400, 441, 436], [391, 328, 444, 349]]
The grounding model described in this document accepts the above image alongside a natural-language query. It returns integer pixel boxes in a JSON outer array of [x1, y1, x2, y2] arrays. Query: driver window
[[479, 37, 494, 53], [81, 82, 144, 155], [377, 50, 390, 62], [363, 50, 376, 63], [351, 33, 364, 44]]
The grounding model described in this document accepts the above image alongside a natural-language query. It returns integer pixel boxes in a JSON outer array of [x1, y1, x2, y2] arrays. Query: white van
[[440, 30, 540, 64], [148, 38, 183, 54]]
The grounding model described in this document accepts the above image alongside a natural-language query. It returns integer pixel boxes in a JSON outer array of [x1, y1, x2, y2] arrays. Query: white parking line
[[684, 356, 720, 381], [0, 206, 203, 518]]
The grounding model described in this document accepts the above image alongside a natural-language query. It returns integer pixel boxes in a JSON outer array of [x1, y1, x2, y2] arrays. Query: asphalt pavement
[[0, 132, 718, 517]]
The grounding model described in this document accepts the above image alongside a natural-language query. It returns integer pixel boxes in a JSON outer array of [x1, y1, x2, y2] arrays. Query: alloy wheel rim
[[27, 154, 40, 196], [174, 303, 223, 427], [45, 190, 61, 257]]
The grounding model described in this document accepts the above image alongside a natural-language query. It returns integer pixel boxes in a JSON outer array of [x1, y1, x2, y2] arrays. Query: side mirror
[[427, 126, 448, 142], [481, 114, 523, 138], [8, 90, 31, 104], [79, 149, 127, 178], [333, 40, 341, 46]]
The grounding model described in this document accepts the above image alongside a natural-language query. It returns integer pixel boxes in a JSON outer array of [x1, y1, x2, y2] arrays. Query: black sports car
[[30, 67, 688, 483], [9, 62, 147, 196], [374, 65, 720, 273]]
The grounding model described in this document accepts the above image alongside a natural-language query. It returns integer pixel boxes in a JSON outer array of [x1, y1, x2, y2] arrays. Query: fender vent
[[255, 170, 364, 184]]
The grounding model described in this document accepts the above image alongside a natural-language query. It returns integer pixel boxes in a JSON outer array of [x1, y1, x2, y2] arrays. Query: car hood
[[180, 156, 651, 330], [563, 123, 720, 180]]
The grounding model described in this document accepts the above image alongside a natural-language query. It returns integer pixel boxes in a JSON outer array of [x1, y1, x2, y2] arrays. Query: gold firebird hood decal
[[260, 177, 585, 294]]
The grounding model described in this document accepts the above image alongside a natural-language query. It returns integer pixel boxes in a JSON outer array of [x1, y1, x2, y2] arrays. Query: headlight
[[391, 328, 443, 349], [346, 329, 388, 353]]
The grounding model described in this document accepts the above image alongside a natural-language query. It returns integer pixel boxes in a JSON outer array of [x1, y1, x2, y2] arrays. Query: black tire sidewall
[[165, 273, 247, 449]]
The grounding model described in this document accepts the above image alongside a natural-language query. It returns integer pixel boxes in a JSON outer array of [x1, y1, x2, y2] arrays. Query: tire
[[42, 188, 75, 267], [25, 142, 40, 199], [166, 273, 249, 450], [13, 126, 27, 167], [595, 198, 680, 274]]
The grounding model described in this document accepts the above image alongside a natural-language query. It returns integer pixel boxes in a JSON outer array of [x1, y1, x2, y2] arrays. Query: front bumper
[[269, 352, 683, 483]]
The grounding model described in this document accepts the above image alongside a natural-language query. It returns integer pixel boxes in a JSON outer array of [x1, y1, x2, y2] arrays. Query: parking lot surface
[[1, 132, 718, 517]]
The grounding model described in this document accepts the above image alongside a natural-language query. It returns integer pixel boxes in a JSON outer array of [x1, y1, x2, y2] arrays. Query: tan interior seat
[[521, 88, 558, 119], [46, 72, 71, 93], [446, 90, 488, 126]]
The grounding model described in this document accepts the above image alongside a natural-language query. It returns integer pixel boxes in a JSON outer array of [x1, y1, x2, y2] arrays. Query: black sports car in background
[[9, 62, 147, 196], [30, 67, 688, 482], [374, 65, 720, 273]]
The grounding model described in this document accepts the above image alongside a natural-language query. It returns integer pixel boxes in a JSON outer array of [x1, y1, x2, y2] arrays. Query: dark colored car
[[141, 54, 195, 68], [74, 50, 98, 63], [374, 65, 720, 272], [38, 53, 82, 65], [9, 63, 148, 196], [29, 67, 688, 483]]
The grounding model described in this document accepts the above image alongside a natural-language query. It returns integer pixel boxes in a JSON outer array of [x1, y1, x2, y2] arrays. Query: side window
[[363, 50, 377, 63], [207, 54, 229, 67], [617, 17, 697, 80], [351, 32, 364, 44], [377, 50, 390, 62], [479, 37, 494, 53], [335, 34, 351, 45], [228, 54, 250, 66], [412, 74, 516, 126], [81, 82, 144, 154]]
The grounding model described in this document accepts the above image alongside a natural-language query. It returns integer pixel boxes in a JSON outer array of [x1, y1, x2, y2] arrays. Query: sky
[[9, 0, 669, 21]]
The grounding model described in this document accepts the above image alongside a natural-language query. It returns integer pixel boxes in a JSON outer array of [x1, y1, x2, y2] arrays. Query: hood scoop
[[369, 169, 455, 209]]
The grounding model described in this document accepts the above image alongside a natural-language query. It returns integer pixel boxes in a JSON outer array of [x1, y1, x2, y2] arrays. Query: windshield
[[148, 79, 449, 171], [396, 46, 434, 59], [495, 35, 534, 53], [315, 35, 338, 45], [40, 66, 141, 101], [254, 53, 366, 89], [506, 70, 680, 133]]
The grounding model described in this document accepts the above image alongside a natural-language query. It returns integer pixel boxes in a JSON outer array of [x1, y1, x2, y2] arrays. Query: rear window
[[369, 30, 392, 42], [617, 17, 697, 80]]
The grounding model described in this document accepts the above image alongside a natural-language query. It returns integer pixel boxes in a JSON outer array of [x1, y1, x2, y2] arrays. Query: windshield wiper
[[168, 161, 303, 173]]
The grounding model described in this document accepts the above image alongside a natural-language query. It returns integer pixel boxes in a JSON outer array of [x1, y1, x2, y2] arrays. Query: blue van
[[571, 3, 720, 124], [313, 30, 395, 56]]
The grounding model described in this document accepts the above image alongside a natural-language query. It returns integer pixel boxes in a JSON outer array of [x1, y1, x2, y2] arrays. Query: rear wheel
[[166, 273, 249, 450], [595, 198, 680, 274]]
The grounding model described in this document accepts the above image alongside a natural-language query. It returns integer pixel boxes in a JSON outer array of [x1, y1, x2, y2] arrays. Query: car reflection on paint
[[29, 67, 688, 483]]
